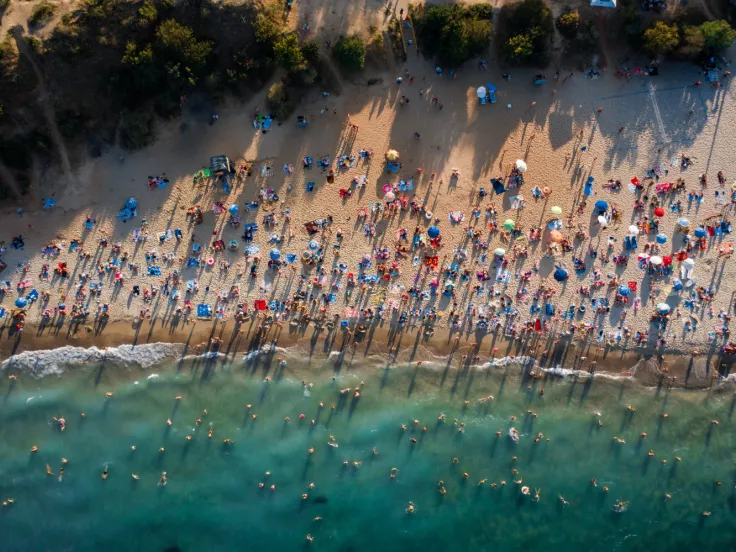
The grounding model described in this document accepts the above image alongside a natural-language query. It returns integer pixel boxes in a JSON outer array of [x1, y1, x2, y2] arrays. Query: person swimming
[[102, 466, 109, 480], [159, 472, 167, 486]]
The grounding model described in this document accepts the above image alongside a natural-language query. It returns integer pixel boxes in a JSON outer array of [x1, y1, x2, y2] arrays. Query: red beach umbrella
[[654, 207, 665, 217]]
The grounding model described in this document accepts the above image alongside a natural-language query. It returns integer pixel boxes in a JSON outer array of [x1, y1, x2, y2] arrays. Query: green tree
[[254, 12, 279, 45], [505, 33, 533, 62], [643, 21, 679, 54], [274, 33, 306, 73], [137, 0, 158, 27], [300, 40, 321, 66], [122, 41, 154, 65], [333, 35, 366, 70], [678, 26, 705, 58], [699, 20, 736, 53], [556, 10, 580, 39], [155, 19, 212, 67], [412, 3, 491, 66]]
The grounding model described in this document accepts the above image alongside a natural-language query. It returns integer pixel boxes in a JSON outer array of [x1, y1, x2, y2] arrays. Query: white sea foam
[[1, 342, 185, 378]]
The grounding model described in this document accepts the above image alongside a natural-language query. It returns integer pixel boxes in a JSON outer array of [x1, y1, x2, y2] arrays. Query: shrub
[[266, 81, 294, 120], [498, 0, 552, 65], [120, 110, 155, 150], [300, 40, 321, 65], [505, 33, 533, 62], [368, 30, 384, 60], [29, 1, 56, 26], [643, 21, 679, 54], [412, 3, 492, 66], [700, 20, 736, 53], [556, 10, 580, 39], [156, 19, 212, 68], [333, 34, 366, 70], [274, 33, 306, 73], [137, 0, 158, 27], [0, 0, 10, 13], [678, 26, 705, 58]]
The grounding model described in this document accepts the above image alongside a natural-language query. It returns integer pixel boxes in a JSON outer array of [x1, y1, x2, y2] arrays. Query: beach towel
[[147, 266, 162, 276], [131, 228, 143, 243], [197, 304, 213, 318], [398, 180, 413, 192], [254, 299, 267, 311], [508, 195, 525, 210]]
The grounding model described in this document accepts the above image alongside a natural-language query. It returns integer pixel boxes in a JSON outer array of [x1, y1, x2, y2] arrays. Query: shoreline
[[0, 315, 724, 389]]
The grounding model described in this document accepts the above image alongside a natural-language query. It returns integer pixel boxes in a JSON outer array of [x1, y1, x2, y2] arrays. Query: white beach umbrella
[[384, 191, 396, 202], [597, 215, 608, 227], [683, 258, 695, 268], [628, 225, 639, 235], [515, 160, 527, 173], [494, 248, 506, 257], [650, 256, 663, 265]]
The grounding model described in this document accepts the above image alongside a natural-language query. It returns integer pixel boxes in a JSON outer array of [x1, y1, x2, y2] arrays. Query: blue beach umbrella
[[694, 227, 706, 238], [308, 240, 319, 251], [657, 303, 671, 314], [655, 233, 668, 244], [125, 198, 138, 210], [427, 226, 440, 239], [677, 218, 690, 228], [553, 267, 569, 282], [228, 204, 239, 214], [15, 297, 27, 308], [269, 248, 281, 260], [618, 285, 631, 296], [594, 200, 608, 212]]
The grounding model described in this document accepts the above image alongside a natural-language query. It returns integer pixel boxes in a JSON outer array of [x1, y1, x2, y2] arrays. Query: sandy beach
[[1, 1, 736, 374]]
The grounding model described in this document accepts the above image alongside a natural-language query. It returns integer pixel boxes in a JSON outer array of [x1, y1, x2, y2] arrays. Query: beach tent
[[590, 0, 616, 7], [209, 155, 231, 174]]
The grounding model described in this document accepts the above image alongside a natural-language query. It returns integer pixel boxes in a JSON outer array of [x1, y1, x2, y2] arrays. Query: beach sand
[[1, 3, 735, 370]]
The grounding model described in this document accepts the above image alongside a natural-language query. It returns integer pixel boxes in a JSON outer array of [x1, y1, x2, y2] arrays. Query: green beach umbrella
[[503, 219, 515, 231], [550, 206, 562, 215]]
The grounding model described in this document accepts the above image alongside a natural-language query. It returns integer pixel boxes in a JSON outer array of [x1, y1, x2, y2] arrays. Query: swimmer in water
[[159, 472, 167, 486], [223, 439, 233, 444], [132, 474, 140, 480], [102, 466, 109, 480], [559, 496, 569, 507], [533, 489, 541, 502], [46, 464, 54, 475], [406, 501, 415, 514]]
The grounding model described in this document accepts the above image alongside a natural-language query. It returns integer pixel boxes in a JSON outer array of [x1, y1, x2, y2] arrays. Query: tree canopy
[[333, 35, 366, 70]]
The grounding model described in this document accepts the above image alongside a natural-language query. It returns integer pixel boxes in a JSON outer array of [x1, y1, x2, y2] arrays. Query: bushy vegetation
[[409, 3, 493, 67], [0, 0, 338, 198], [643, 18, 736, 57], [333, 34, 367, 70], [497, 0, 553, 65], [556, 9, 580, 39], [29, 1, 56, 26]]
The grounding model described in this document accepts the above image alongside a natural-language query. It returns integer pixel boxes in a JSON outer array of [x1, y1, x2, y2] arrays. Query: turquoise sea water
[[2, 349, 736, 552]]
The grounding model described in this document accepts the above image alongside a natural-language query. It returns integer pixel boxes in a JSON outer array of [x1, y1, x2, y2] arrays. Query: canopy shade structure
[[590, 0, 616, 7], [209, 155, 231, 174]]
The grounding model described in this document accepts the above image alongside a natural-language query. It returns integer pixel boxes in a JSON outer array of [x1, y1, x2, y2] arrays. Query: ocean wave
[[1, 343, 186, 378]]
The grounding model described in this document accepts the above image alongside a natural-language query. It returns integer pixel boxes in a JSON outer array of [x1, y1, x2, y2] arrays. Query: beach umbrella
[[663, 256, 673, 266], [515, 160, 527, 173], [308, 240, 319, 251], [385, 149, 399, 161], [269, 248, 281, 260], [655, 233, 668, 244], [14, 297, 27, 308], [677, 217, 690, 228], [494, 248, 506, 257], [656, 303, 671, 314], [553, 267, 569, 282], [594, 199, 608, 212], [694, 227, 706, 238], [550, 230, 564, 242], [654, 207, 665, 217], [637, 253, 650, 261], [429, 278, 440, 288], [550, 206, 562, 215], [597, 215, 608, 227], [427, 226, 440, 239], [628, 225, 640, 235], [618, 285, 631, 296], [476, 86, 487, 99], [650, 256, 663, 265], [125, 198, 137, 210], [503, 219, 515, 231], [384, 191, 396, 202], [683, 258, 695, 268], [228, 204, 239, 214]]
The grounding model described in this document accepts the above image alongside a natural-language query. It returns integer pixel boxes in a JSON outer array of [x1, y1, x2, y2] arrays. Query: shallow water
[[2, 348, 736, 552]]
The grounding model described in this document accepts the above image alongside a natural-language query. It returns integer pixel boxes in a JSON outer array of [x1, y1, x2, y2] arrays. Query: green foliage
[[29, 1, 56, 26], [700, 20, 736, 52], [300, 40, 321, 65], [411, 3, 492, 67], [266, 81, 294, 120], [367, 30, 384, 60], [678, 26, 705, 58], [255, 11, 279, 45], [499, 0, 552, 65], [119, 110, 155, 150], [137, 0, 158, 26], [156, 19, 212, 68], [333, 34, 366, 70], [274, 33, 306, 73], [122, 41, 153, 65], [643, 21, 679, 53], [505, 33, 533, 62], [0, 0, 10, 13], [556, 10, 580, 39]]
